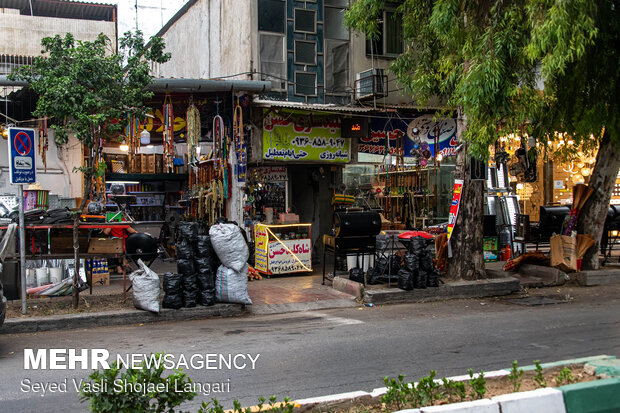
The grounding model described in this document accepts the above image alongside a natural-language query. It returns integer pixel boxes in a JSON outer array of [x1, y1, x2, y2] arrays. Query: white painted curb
[[492, 388, 566, 413]]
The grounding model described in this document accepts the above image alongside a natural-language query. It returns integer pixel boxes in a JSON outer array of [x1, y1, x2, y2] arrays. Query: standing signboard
[[447, 179, 464, 241], [8, 127, 36, 184]]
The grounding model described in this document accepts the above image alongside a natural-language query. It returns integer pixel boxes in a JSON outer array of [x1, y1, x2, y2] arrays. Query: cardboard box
[[88, 238, 123, 254], [91, 271, 110, 286], [484, 250, 499, 262], [483, 237, 499, 251], [278, 213, 300, 224]]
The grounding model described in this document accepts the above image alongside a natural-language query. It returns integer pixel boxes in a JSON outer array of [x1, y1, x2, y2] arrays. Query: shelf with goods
[[374, 166, 437, 229], [254, 223, 312, 275]]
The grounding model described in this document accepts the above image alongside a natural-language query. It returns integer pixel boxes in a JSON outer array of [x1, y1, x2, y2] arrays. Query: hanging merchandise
[[38, 116, 48, 172], [213, 101, 228, 201], [186, 99, 200, 164], [233, 99, 246, 185], [163, 97, 175, 173]]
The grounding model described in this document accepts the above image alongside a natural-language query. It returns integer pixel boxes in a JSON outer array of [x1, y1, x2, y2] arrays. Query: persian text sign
[[252, 166, 288, 182], [8, 128, 36, 184], [267, 239, 312, 274], [262, 110, 350, 163], [447, 179, 464, 241]]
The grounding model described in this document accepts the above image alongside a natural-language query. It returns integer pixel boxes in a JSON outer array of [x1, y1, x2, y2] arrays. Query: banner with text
[[262, 109, 350, 163], [358, 114, 459, 159]]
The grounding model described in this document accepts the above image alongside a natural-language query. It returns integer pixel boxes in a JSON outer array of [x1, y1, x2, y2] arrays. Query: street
[[1, 285, 620, 412]]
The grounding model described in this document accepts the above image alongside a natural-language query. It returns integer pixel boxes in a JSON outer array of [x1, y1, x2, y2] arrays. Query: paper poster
[[447, 179, 464, 241]]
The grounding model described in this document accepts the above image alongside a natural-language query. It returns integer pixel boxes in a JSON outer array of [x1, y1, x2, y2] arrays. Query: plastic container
[[49, 267, 63, 284], [35, 268, 50, 286]]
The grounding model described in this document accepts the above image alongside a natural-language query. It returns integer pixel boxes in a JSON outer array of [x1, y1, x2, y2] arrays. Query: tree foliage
[[11, 31, 170, 150]]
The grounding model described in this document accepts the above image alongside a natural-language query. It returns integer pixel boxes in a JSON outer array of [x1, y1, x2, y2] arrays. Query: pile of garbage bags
[[398, 237, 440, 290]]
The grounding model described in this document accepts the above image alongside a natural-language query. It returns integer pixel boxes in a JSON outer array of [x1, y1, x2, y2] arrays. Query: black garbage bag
[[198, 288, 216, 306], [427, 268, 440, 288], [196, 269, 215, 290], [367, 266, 385, 285], [398, 268, 414, 290], [415, 270, 428, 289], [175, 239, 194, 260], [162, 294, 183, 309], [183, 289, 197, 307], [389, 254, 402, 273], [183, 273, 198, 292], [247, 241, 255, 266], [403, 252, 419, 272], [375, 256, 388, 273], [194, 257, 211, 273], [348, 267, 364, 283], [419, 253, 435, 272], [162, 272, 183, 294], [178, 221, 198, 243], [196, 235, 214, 258], [376, 234, 389, 252], [336, 255, 347, 271], [408, 237, 429, 254], [177, 259, 195, 276]]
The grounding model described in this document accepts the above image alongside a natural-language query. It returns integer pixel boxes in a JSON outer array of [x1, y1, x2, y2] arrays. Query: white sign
[[554, 180, 565, 189], [253, 166, 288, 182], [267, 239, 311, 274]]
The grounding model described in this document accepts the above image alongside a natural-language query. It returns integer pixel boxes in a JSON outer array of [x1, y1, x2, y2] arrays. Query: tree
[[346, 0, 539, 279], [527, 0, 620, 270], [347, 0, 619, 274], [11, 31, 170, 307]]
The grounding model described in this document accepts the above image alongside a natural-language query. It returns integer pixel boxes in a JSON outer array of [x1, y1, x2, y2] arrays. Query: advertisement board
[[447, 179, 464, 241], [262, 110, 350, 163], [8, 127, 36, 184]]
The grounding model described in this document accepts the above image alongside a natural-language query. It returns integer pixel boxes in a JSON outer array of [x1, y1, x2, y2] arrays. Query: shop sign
[[447, 179, 464, 241], [358, 114, 459, 159], [267, 239, 312, 274], [262, 110, 350, 163], [252, 166, 288, 182]]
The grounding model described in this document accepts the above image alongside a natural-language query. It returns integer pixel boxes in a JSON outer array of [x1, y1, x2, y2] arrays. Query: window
[[258, 0, 285, 33], [365, 10, 403, 56], [295, 72, 317, 96], [325, 40, 349, 95], [294, 41, 317, 65], [324, 5, 348, 40], [294, 9, 316, 33], [260, 33, 286, 91]]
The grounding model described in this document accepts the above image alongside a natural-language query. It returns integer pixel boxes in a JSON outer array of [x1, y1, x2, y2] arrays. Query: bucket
[[49, 267, 63, 284], [35, 268, 49, 286], [26, 269, 36, 288], [346, 256, 357, 271]]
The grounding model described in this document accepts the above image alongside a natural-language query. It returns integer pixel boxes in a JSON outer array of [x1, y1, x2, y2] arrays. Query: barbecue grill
[[602, 205, 620, 264], [322, 211, 382, 284]]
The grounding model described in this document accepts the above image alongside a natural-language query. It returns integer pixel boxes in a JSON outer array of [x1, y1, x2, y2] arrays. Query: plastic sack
[[183, 274, 198, 292], [389, 254, 402, 273], [348, 267, 365, 283], [175, 239, 194, 260], [403, 253, 419, 272], [415, 270, 428, 289], [398, 269, 414, 290], [376, 234, 389, 251], [419, 253, 435, 272], [198, 289, 216, 306], [196, 235, 214, 259], [196, 271, 215, 291], [183, 289, 197, 307], [162, 294, 183, 309], [194, 257, 211, 273], [367, 266, 385, 285], [128, 259, 160, 313], [408, 237, 429, 254], [178, 221, 198, 243], [427, 268, 440, 288], [215, 264, 252, 305], [209, 223, 249, 272], [177, 259, 195, 276], [162, 272, 182, 294]]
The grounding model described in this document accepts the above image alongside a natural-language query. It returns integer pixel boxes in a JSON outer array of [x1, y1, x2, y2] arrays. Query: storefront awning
[[253, 99, 372, 114]]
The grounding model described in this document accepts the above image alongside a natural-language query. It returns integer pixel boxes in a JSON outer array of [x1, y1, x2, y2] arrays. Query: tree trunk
[[447, 112, 486, 280], [577, 131, 620, 270]]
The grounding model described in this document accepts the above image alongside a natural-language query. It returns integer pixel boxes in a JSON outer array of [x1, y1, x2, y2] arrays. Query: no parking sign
[[8, 127, 36, 184]]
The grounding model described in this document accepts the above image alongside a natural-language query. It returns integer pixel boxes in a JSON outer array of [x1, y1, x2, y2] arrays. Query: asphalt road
[[1, 285, 620, 412]]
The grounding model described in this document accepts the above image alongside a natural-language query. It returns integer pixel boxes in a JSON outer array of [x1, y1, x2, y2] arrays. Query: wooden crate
[[88, 238, 123, 254], [129, 155, 141, 173], [155, 154, 163, 173], [91, 271, 110, 286]]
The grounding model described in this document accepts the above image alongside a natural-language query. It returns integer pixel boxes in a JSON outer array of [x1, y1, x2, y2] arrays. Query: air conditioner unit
[[355, 68, 387, 100]]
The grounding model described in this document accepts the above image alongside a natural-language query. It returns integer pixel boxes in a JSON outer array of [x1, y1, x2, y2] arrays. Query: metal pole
[[19, 184, 27, 315]]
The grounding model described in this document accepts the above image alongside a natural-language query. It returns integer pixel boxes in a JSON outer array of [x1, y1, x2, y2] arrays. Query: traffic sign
[[8, 127, 36, 184]]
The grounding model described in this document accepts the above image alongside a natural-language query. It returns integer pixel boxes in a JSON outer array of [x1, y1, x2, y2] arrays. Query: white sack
[[209, 223, 249, 272], [129, 259, 160, 313], [215, 264, 252, 305]]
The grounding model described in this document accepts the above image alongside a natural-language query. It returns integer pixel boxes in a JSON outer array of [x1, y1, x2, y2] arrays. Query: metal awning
[[253, 99, 372, 114]]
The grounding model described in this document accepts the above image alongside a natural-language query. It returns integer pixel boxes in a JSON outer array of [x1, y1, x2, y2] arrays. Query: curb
[[2, 297, 359, 334], [289, 355, 619, 413], [363, 277, 520, 304], [575, 268, 620, 286]]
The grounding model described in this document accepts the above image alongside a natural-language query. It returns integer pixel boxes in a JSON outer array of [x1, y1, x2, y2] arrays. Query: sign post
[[8, 127, 36, 315]]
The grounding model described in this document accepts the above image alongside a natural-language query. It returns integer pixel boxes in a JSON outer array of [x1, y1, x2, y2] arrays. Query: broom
[[563, 184, 595, 235], [576, 234, 595, 259]]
